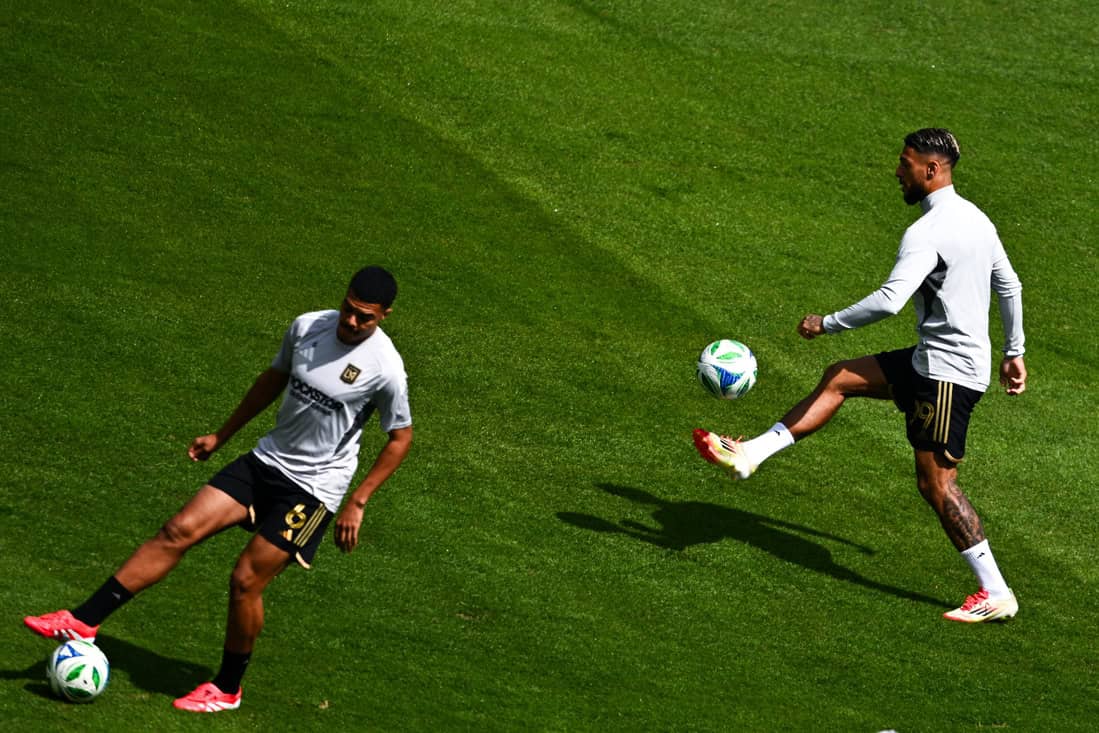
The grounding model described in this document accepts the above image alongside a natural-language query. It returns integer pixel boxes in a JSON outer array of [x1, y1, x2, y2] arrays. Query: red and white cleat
[[173, 682, 242, 713], [943, 589, 1019, 623], [23, 609, 100, 642], [692, 429, 757, 480]]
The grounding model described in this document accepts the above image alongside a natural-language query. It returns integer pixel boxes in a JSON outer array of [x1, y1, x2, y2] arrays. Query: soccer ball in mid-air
[[47, 640, 110, 703], [697, 339, 757, 400]]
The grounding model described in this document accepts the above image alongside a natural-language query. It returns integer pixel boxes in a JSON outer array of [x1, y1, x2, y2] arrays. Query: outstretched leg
[[115, 485, 250, 593], [24, 485, 247, 641], [780, 354, 892, 440], [695, 355, 892, 477]]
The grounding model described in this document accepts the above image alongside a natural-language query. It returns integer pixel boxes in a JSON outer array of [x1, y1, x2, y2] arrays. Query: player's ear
[[382, 307, 394, 319]]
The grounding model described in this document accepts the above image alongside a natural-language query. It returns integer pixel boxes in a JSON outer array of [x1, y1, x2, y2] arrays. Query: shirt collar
[[920, 184, 956, 213]]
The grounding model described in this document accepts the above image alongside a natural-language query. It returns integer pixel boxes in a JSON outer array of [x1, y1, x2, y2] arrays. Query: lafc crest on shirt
[[340, 363, 362, 384]]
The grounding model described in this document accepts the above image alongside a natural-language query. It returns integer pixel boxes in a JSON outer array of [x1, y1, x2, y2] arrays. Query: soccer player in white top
[[25, 266, 413, 711], [693, 129, 1027, 624]]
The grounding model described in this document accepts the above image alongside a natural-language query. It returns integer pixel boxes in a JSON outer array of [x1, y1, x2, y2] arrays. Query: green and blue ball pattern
[[47, 640, 110, 703], [697, 339, 758, 400]]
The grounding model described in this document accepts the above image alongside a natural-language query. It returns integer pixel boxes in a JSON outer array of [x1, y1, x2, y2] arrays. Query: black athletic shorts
[[875, 346, 984, 463], [209, 451, 333, 569]]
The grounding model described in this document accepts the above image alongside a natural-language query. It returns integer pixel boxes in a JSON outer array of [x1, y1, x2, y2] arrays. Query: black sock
[[212, 649, 251, 694], [73, 576, 134, 626]]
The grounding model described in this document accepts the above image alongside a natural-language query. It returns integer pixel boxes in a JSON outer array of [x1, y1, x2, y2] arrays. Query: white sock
[[960, 539, 1011, 597], [742, 422, 795, 466]]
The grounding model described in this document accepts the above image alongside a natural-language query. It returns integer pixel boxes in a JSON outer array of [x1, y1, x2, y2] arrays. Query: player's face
[[895, 146, 932, 205], [337, 291, 390, 344]]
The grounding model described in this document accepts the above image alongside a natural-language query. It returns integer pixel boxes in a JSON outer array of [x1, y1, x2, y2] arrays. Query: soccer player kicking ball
[[25, 266, 413, 711], [694, 129, 1026, 623]]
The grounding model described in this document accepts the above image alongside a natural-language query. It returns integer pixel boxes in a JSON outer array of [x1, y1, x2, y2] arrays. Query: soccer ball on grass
[[696, 339, 757, 400], [47, 639, 110, 702]]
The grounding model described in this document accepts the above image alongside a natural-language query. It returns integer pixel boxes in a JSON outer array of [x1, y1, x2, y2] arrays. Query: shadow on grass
[[1, 658, 54, 701], [559, 482, 950, 609], [4, 634, 212, 700]]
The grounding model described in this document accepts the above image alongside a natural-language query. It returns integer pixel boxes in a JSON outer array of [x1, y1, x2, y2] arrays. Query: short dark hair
[[348, 266, 398, 307], [904, 128, 961, 167]]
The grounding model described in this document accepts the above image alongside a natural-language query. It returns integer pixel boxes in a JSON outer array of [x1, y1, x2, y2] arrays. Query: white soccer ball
[[47, 640, 110, 703], [696, 339, 757, 400]]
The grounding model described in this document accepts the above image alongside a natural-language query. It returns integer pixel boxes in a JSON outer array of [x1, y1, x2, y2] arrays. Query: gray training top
[[254, 310, 412, 512], [822, 185, 1024, 392]]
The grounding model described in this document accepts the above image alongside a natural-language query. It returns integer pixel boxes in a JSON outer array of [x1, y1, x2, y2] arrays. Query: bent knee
[[229, 554, 283, 597], [916, 477, 938, 500], [916, 474, 957, 503], [820, 361, 848, 384], [229, 566, 257, 597], [156, 515, 204, 548]]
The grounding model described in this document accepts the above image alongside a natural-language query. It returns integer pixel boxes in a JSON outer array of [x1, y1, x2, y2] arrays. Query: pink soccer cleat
[[24, 609, 100, 642], [173, 682, 242, 713]]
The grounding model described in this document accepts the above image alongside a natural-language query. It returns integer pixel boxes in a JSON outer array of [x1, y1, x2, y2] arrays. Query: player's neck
[[920, 182, 955, 212]]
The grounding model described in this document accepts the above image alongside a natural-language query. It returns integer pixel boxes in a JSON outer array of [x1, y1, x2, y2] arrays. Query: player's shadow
[[4, 634, 212, 699], [559, 482, 949, 608]]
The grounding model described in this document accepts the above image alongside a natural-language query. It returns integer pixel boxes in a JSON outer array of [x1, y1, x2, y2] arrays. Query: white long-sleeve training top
[[822, 185, 1024, 392]]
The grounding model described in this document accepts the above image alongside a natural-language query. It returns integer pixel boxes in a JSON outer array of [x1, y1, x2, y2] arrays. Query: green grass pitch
[[2, 1, 1096, 730]]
